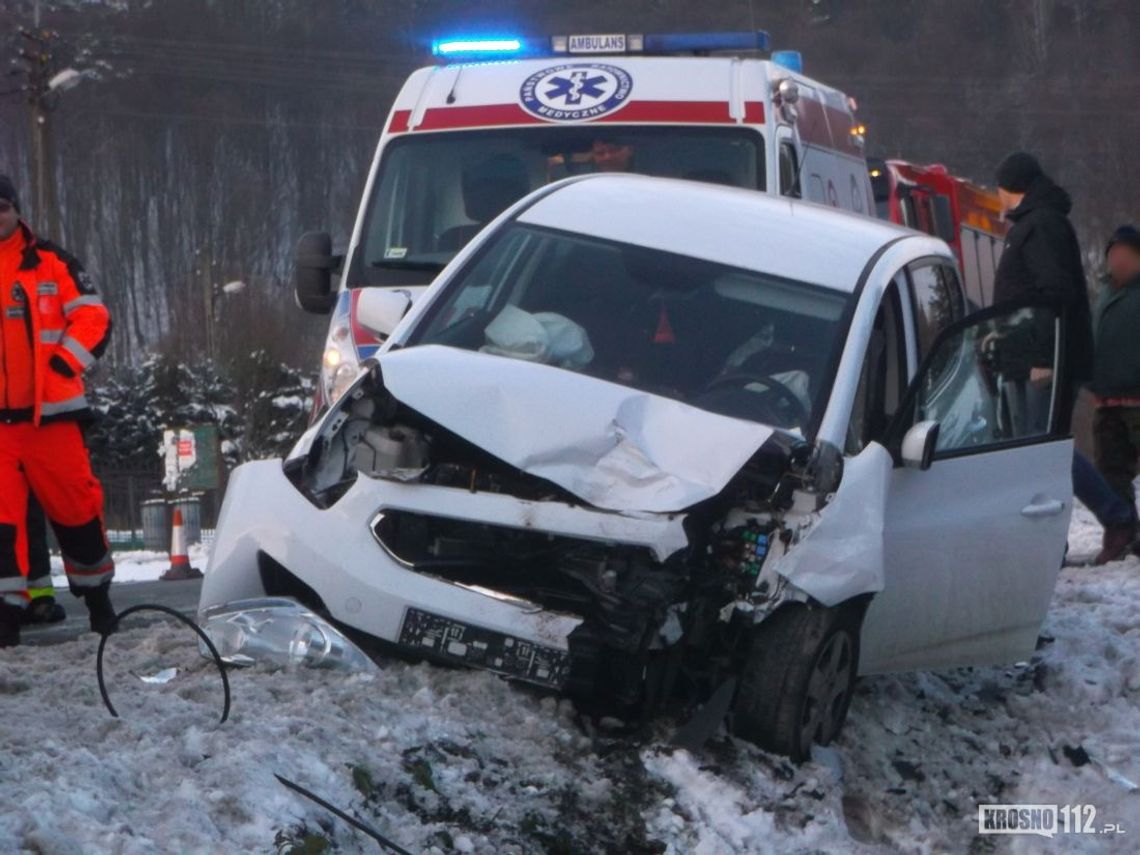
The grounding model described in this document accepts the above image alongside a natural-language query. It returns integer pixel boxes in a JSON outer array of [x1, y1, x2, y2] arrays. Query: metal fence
[[94, 468, 221, 551]]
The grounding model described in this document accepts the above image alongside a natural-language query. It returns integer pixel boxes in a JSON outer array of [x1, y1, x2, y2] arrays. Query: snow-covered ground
[[48, 543, 212, 587], [2, 508, 1137, 853]]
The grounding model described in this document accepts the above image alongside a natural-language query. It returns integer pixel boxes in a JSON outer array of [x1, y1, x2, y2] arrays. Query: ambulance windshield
[[355, 127, 764, 285]]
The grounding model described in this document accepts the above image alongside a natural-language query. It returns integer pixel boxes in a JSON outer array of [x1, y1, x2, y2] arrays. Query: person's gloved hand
[[49, 354, 76, 378]]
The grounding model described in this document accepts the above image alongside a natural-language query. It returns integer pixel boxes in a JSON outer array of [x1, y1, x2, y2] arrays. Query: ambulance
[[297, 31, 876, 412]]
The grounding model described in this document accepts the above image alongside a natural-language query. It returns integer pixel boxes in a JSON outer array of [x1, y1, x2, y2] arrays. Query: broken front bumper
[[198, 460, 688, 687]]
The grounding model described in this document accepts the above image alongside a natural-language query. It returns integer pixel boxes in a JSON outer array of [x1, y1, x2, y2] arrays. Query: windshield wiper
[[370, 259, 447, 272]]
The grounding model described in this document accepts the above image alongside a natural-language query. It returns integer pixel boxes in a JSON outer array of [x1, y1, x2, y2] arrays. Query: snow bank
[[1, 509, 1136, 853], [49, 544, 210, 587]]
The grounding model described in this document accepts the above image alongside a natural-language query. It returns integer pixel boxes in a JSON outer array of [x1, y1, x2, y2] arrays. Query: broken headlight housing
[[198, 598, 378, 673]]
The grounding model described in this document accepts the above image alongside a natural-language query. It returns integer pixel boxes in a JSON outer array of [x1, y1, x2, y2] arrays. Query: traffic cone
[[161, 508, 202, 581]]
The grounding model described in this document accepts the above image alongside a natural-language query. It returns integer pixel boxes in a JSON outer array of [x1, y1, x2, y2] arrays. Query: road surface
[[22, 579, 203, 646]]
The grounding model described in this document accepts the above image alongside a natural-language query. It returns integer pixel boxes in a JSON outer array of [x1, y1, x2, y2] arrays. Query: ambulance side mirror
[[776, 78, 800, 104], [356, 288, 411, 339], [295, 231, 341, 315]]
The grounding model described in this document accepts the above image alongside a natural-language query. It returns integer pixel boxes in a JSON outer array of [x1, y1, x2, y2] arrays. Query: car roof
[[516, 174, 920, 293]]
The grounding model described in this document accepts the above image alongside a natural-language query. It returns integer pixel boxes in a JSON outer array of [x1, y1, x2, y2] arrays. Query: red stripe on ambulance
[[388, 101, 767, 132]]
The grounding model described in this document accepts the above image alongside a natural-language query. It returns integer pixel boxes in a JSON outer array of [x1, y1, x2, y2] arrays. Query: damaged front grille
[[372, 510, 683, 645]]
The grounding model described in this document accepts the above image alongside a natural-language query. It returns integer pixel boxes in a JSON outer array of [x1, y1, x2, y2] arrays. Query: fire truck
[[296, 31, 876, 412], [868, 158, 1007, 309]]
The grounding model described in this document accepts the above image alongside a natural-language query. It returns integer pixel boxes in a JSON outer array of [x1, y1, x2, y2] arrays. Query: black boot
[[0, 601, 24, 648], [80, 584, 118, 636], [23, 595, 67, 625]]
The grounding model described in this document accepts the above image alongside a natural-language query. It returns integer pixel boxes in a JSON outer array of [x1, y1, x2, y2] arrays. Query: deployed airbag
[[480, 306, 595, 369]]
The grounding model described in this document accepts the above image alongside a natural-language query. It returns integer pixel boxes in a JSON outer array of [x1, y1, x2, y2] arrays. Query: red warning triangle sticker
[[653, 303, 675, 344]]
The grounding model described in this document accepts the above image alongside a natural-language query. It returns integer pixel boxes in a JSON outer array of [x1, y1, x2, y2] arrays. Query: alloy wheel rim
[[801, 629, 854, 751]]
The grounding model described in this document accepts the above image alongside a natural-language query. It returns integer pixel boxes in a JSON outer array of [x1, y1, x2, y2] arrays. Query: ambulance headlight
[[321, 335, 360, 405], [199, 598, 378, 673]]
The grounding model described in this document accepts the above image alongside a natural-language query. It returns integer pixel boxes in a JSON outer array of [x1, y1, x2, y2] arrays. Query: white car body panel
[[204, 461, 590, 655], [770, 442, 893, 608], [515, 176, 905, 294], [860, 439, 1072, 673], [379, 343, 775, 514]]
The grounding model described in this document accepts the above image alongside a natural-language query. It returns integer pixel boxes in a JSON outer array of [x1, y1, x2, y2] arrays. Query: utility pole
[[15, 19, 61, 238], [196, 246, 217, 361]]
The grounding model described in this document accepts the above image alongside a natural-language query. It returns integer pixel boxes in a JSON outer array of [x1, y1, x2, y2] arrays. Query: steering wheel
[[699, 372, 810, 428]]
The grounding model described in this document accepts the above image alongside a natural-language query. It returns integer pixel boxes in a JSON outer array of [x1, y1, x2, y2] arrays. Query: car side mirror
[[294, 231, 340, 314], [356, 288, 411, 339], [901, 420, 940, 471]]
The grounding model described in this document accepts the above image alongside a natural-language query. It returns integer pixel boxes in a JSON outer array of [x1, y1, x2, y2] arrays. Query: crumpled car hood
[[377, 345, 776, 514]]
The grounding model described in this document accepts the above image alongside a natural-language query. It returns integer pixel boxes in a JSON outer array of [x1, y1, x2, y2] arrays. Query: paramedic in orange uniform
[[0, 173, 117, 647]]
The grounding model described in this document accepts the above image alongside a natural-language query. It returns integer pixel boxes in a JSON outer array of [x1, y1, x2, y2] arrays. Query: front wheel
[[731, 602, 863, 761]]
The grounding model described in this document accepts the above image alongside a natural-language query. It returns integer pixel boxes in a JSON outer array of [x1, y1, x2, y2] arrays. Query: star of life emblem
[[519, 63, 633, 122]]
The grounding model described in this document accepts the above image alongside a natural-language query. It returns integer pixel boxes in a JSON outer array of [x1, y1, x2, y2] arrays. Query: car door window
[[909, 303, 1062, 455], [846, 283, 907, 454], [909, 262, 966, 363]]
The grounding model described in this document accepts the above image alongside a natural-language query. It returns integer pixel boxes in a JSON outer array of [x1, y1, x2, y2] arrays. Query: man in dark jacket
[[993, 153, 1136, 564], [1091, 226, 1140, 523]]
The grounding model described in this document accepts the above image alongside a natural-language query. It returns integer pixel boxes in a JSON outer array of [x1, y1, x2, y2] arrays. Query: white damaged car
[[200, 175, 1073, 759]]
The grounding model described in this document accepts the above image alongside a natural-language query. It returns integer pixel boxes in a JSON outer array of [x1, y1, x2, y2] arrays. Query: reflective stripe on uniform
[[27, 586, 55, 599], [62, 548, 112, 571], [63, 548, 115, 587], [62, 295, 103, 314], [36, 281, 58, 296], [64, 561, 114, 587], [40, 394, 88, 416], [27, 569, 53, 591], [0, 576, 28, 593], [2, 594, 28, 607], [40, 329, 63, 344], [61, 336, 96, 369]]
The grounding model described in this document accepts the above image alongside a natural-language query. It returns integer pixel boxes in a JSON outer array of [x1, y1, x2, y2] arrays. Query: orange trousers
[[0, 421, 114, 604]]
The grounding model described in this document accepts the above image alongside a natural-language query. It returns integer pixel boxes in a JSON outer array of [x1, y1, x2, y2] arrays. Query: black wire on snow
[[96, 603, 232, 725], [275, 774, 414, 855]]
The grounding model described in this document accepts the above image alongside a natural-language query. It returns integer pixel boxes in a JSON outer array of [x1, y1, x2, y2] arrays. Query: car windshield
[[355, 127, 764, 285], [408, 225, 850, 432]]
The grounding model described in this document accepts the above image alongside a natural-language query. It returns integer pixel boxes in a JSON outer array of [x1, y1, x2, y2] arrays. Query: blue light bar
[[432, 37, 525, 58], [431, 30, 774, 62], [643, 31, 769, 54], [771, 50, 804, 74]]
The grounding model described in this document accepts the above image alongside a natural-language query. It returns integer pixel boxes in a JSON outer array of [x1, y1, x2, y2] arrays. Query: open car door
[[860, 300, 1073, 673]]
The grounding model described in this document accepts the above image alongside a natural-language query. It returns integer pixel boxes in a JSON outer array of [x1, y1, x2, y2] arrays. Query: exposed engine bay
[[279, 355, 846, 712]]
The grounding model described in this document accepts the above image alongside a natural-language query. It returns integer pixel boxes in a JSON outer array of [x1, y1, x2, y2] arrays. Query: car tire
[[731, 602, 862, 761]]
